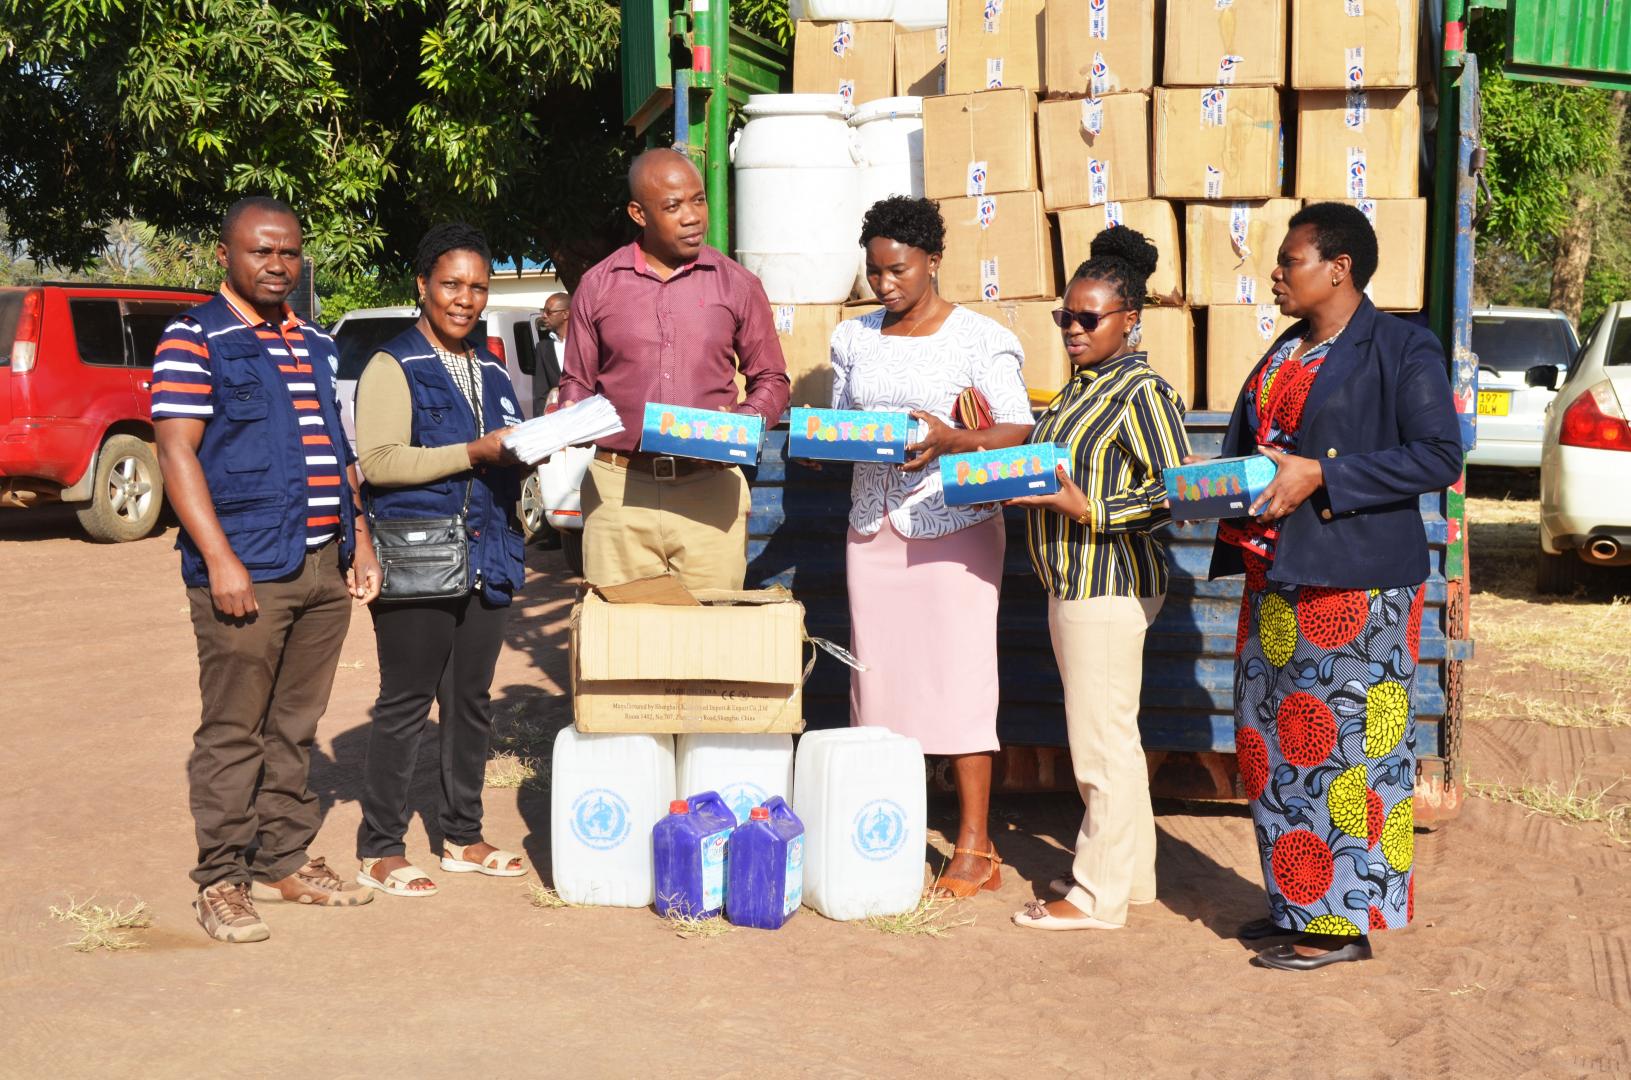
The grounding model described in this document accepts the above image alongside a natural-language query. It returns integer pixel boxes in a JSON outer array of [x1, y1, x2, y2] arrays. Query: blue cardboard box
[[639, 403, 764, 465], [787, 408, 913, 464], [939, 443, 1063, 506], [1164, 454, 1278, 521]]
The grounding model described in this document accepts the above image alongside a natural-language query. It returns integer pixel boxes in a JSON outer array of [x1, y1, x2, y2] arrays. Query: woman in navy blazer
[[1208, 203, 1461, 971]]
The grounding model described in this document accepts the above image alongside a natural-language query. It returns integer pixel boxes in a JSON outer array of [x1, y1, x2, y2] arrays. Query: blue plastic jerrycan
[[725, 796, 806, 930], [652, 790, 735, 918]]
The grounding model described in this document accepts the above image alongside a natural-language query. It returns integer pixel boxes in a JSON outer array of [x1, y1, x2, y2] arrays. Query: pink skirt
[[846, 516, 1005, 754]]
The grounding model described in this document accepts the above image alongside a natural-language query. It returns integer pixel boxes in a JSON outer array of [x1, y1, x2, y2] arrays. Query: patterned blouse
[[433, 343, 484, 433], [1217, 333, 1336, 561], [830, 306, 1033, 540]]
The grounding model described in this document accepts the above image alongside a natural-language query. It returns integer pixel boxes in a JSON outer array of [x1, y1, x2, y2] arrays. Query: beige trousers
[[1048, 592, 1165, 925], [580, 458, 750, 591]]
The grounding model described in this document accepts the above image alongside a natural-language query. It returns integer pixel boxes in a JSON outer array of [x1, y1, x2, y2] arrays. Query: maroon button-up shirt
[[558, 242, 791, 453]]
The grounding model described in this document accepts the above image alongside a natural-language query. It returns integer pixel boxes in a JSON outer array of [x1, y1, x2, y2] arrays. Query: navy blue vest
[[176, 295, 357, 587], [362, 326, 525, 605]]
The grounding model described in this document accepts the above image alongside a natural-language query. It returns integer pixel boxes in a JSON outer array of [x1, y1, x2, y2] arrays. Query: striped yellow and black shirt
[[1025, 351, 1190, 600]]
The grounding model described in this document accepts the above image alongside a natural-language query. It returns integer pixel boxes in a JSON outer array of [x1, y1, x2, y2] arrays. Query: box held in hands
[[940, 443, 1063, 505], [640, 403, 764, 465], [571, 581, 809, 734], [789, 408, 914, 463], [1164, 454, 1278, 521]]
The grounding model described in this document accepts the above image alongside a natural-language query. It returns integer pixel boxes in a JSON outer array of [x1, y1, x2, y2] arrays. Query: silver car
[[1466, 306, 1580, 468]]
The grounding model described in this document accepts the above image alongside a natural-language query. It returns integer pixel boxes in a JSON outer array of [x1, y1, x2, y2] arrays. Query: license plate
[[1477, 390, 1511, 417]]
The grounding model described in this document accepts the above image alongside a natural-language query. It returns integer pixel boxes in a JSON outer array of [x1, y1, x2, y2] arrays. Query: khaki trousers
[[580, 458, 750, 590], [1048, 592, 1164, 925], [186, 544, 352, 888]]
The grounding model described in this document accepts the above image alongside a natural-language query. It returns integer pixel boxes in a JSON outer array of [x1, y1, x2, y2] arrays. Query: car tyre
[[519, 472, 547, 543], [75, 434, 164, 543], [561, 529, 584, 578], [1534, 546, 1589, 595]]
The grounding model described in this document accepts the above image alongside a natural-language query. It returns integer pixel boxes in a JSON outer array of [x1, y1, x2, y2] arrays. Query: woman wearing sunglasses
[[830, 195, 1034, 899], [1008, 226, 1190, 931]]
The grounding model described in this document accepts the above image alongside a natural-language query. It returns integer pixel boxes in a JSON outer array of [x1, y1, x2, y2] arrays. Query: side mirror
[[1524, 365, 1559, 391]]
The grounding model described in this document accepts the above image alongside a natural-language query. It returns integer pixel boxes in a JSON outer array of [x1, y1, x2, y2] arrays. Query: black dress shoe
[[1252, 937, 1373, 971], [1239, 917, 1296, 940]]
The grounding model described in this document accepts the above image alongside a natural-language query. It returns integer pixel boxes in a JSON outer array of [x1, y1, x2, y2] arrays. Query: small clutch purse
[[953, 387, 996, 431]]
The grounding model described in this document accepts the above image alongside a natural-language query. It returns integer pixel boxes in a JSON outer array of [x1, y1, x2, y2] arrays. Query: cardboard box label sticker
[[1346, 0, 1363, 14], [980, 258, 1000, 300], [1091, 51, 1110, 95], [1215, 0, 1233, 8], [1347, 147, 1368, 197], [1355, 198, 1378, 225], [937, 26, 948, 52], [1090, 0, 1109, 37], [1104, 200, 1124, 227], [977, 195, 997, 228], [1255, 304, 1280, 341], [1081, 97, 1104, 134], [1346, 46, 1365, 88], [1206, 164, 1224, 198], [986, 56, 1004, 88], [1218, 54, 1245, 84], [839, 78, 856, 105], [832, 21, 854, 56], [967, 160, 988, 196], [941, 443, 1063, 504], [1202, 87, 1228, 128], [1230, 202, 1252, 257], [983, 0, 1003, 33], [1236, 274, 1257, 304], [1088, 159, 1110, 205], [1345, 90, 1368, 129]]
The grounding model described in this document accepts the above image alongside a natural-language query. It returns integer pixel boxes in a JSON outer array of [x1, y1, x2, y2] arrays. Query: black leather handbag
[[368, 477, 473, 602]]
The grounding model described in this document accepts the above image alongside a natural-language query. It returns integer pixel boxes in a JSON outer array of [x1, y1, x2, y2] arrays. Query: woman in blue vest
[[353, 223, 530, 896]]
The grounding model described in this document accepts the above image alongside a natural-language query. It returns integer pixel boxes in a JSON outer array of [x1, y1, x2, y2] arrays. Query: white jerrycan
[[675, 733, 796, 825], [550, 728, 676, 907], [794, 726, 927, 920]]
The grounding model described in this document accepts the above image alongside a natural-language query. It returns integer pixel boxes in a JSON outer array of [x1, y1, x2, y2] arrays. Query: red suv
[[1, 282, 213, 541]]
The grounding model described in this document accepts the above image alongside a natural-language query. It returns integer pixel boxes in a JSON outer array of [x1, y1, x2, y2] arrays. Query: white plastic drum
[[889, 0, 947, 31], [850, 96, 925, 296], [733, 94, 862, 304], [789, 0, 895, 21]]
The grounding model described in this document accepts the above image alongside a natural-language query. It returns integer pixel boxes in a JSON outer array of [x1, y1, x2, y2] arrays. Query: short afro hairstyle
[[859, 195, 945, 256], [1070, 225, 1159, 311], [415, 222, 492, 283], [1288, 202, 1379, 291], [221, 196, 298, 241]]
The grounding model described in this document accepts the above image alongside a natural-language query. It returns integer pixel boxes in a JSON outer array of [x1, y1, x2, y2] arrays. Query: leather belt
[[594, 449, 722, 480]]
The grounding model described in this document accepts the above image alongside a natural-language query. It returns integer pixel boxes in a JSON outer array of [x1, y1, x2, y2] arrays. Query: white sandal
[[440, 842, 528, 878], [1011, 900, 1123, 931], [356, 858, 439, 897]]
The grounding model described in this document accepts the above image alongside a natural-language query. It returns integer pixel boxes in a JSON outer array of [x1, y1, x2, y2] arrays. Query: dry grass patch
[[49, 898, 152, 953], [1471, 686, 1631, 729], [526, 883, 581, 909], [1469, 774, 1631, 845], [484, 751, 538, 789], [662, 912, 735, 939], [864, 892, 974, 938]]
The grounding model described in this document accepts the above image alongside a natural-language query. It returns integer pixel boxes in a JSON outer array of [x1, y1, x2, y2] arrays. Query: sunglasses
[[1051, 306, 1130, 332]]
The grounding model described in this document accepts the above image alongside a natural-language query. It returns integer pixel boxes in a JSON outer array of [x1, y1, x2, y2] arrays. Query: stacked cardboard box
[[945, 0, 1046, 93], [793, 20, 896, 107], [1044, 0, 1157, 96], [1292, 0, 1419, 89], [1037, 93, 1151, 210], [896, 27, 948, 96], [1056, 200, 1183, 305]]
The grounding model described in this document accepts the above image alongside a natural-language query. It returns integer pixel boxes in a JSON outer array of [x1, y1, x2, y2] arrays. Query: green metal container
[[1503, 0, 1631, 90]]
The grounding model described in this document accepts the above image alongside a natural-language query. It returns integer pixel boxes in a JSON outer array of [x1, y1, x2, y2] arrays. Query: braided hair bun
[[1073, 226, 1158, 310]]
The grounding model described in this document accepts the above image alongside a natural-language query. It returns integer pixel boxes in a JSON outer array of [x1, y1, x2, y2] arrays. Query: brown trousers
[[186, 544, 352, 888], [580, 458, 750, 590]]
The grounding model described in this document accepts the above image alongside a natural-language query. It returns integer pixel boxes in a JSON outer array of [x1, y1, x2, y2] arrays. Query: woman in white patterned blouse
[[830, 196, 1034, 899]]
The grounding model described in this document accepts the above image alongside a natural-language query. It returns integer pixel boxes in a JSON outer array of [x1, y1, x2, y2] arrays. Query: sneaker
[[250, 856, 375, 906], [195, 881, 271, 943]]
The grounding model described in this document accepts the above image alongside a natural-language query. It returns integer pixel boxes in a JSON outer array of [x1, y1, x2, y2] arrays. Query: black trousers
[[358, 591, 509, 859]]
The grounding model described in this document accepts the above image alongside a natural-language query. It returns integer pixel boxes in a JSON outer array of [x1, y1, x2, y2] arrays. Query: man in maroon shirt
[[559, 148, 789, 589]]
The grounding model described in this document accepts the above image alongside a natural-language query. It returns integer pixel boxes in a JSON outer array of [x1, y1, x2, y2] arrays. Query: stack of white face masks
[[501, 394, 624, 464]]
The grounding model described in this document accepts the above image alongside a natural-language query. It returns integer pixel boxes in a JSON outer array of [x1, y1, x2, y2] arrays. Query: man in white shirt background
[[533, 291, 570, 418]]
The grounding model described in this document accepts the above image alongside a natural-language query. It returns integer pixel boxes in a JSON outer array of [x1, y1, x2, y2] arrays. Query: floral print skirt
[[1234, 552, 1423, 936]]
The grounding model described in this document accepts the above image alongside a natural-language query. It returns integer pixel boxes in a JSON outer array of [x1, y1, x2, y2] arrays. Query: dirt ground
[[2, 473, 1629, 1080]]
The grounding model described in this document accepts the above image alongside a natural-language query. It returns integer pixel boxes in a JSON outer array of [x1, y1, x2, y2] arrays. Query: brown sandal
[[931, 846, 1003, 899]]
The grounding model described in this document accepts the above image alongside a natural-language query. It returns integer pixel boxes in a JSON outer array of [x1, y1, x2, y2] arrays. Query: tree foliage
[[0, 0, 635, 288]]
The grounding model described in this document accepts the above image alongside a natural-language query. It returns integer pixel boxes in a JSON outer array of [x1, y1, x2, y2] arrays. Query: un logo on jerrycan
[[852, 799, 908, 861], [571, 788, 631, 850]]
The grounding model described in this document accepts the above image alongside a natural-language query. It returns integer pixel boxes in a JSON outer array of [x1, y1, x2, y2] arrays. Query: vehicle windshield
[[1471, 314, 1578, 373], [334, 316, 418, 380], [0, 291, 23, 367]]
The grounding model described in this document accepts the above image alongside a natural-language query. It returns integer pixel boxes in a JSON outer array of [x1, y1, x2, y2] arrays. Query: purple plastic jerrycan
[[652, 790, 735, 918], [725, 796, 805, 930]]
